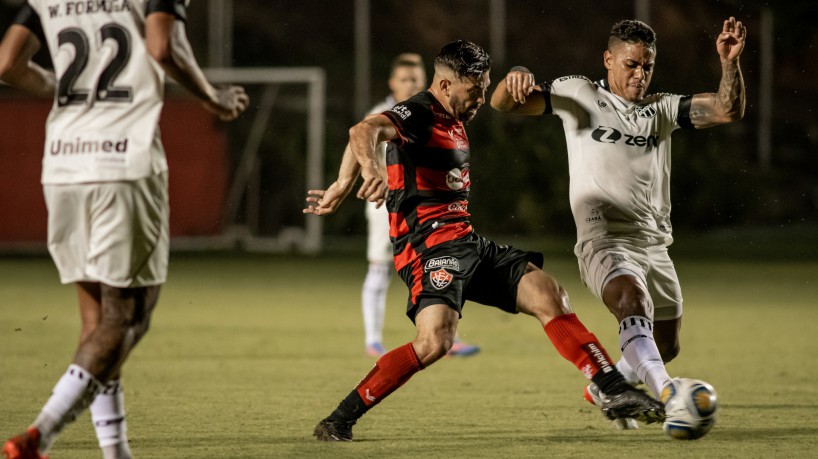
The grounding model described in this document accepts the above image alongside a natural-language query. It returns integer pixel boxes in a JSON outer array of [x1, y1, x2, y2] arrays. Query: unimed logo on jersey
[[591, 126, 658, 148], [424, 256, 459, 290]]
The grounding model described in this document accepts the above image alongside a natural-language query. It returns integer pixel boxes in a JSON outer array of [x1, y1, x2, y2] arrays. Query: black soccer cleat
[[313, 417, 356, 442], [601, 386, 666, 424]]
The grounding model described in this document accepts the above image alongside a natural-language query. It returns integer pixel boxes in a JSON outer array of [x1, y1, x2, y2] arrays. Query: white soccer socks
[[34, 364, 102, 453], [615, 356, 640, 386], [618, 316, 671, 398], [362, 263, 391, 346], [90, 379, 132, 459]]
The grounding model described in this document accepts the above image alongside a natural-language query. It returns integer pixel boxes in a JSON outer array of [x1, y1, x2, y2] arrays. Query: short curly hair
[[609, 19, 656, 50]]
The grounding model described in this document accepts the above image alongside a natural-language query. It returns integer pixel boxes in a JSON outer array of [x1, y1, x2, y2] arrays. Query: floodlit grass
[[1, 251, 817, 458]]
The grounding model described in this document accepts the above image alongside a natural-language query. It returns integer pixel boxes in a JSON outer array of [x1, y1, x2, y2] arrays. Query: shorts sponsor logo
[[425, 256, 459, 290], [596, 100, 607, 109], [424, 256, 460, 272], [429, 269, 453, 290]]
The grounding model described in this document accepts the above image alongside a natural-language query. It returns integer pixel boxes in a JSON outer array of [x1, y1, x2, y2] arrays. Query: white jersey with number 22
[[27, 0, 172, 185]]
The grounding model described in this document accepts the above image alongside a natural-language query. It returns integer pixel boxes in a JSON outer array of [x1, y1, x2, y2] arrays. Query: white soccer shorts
[[43, 172, 169, 288], [365, 200, 393, 264], [576, 236, 683, 321]]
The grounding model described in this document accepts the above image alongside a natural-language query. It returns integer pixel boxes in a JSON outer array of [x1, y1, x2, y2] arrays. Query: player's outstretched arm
[[490, 66, 545, 116], [303, 143, 361, 216], [689, 17, 746, 129], [0, 25, 55, 98], [145, 12, 248, 121], [349, 114, 396, 207]]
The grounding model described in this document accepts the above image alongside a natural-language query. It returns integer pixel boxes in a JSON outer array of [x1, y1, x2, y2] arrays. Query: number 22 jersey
[[16, 0, 187, 185]]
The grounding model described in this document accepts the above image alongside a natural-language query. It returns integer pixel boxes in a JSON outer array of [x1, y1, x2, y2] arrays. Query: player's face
[[604, 42, 655, 102], [389, 66, 426, 103], [449, 72, 490, 122]]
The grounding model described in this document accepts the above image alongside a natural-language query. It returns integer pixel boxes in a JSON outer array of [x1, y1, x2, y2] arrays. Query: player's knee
[[412, 335, 453, 365], [605, 283, 651, 320]]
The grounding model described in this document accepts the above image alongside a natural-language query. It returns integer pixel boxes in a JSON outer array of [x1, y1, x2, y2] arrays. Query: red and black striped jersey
[[381, 91, 473, 271]]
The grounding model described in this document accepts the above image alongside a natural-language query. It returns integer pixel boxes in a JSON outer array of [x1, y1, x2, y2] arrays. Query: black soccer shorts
[[397, 231, 544, 322]]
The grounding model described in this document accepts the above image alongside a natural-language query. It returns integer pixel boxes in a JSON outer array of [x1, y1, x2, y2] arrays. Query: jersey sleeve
[[542, 75, 591, 117], [146, 0, 187, 21], [676, 95, 693, 129], [652, 93, 694, 132], [13, 3, 45, 43], [381, 99, 435, 146]]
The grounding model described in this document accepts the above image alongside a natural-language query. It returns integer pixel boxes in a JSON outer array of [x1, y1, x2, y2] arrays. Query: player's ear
[[439, 78, 451, 96], [603, 50, 613, 71]]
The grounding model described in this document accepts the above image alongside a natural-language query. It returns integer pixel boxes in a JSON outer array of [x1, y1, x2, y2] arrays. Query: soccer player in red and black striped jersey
[[304, 40, 664, 442]]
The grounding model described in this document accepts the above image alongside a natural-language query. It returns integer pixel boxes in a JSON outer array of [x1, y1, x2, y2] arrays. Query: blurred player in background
[[361, 52, 479, 358], [0, 1, 248, 457], [305, 40, 664, 442], [491, 17, 745, 428]]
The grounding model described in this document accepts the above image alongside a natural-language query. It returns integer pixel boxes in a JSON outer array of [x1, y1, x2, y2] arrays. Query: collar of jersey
[[596, 77, 637, 113]]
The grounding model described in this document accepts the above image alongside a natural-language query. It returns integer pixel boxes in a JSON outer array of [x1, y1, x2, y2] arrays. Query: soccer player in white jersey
[[0, 1, 248, 458], [360, 53, 480, 358], [491, 17, 745, 427]]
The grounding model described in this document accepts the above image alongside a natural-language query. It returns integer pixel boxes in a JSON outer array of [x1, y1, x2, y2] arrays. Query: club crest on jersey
[[635, 105, 657, 118], [446, 168, 470, 190]]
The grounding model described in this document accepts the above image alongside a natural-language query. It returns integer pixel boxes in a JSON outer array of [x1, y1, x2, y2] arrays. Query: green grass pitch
[[1, 252, 817, 458]]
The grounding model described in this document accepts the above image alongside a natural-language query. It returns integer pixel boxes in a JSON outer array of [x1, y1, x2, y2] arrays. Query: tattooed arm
[[689, 16, 747, 129]]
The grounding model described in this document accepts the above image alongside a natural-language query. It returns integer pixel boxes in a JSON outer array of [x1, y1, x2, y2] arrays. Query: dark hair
[[390, 53, 423, 77], [609, 20, 656, 50], [434, 40, 491, 79]]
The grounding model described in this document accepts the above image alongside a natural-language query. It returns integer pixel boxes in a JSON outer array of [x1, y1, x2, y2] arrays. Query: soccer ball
[[660, 378, 718, 440]]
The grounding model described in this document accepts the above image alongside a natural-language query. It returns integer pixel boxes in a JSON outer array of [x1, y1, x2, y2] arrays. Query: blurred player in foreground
[[0, 1, 248, 457], [304, 40, 664, 441], [361, 52, 479, 358], [491, 17, 745, 428]]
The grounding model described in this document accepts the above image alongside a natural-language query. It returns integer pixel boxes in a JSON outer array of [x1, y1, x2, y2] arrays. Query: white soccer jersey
[[545, 75, 691, 247], [19, 0, 186, 184]]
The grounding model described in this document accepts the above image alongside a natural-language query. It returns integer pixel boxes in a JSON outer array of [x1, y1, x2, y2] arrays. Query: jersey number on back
[[57, 24, 133, 107]]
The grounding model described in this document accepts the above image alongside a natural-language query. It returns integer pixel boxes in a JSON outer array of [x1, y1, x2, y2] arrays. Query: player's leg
[[515, 265, 662, 422], [34, 285, 159, 456], [314, 304, 453, 441], [362, 202, 393, 356], [77, 283, 134, 459], [653, 317, 681, 362], [362, 262, 391, 356], [645, 245, 684, 364], [602, 273, 670, 398]]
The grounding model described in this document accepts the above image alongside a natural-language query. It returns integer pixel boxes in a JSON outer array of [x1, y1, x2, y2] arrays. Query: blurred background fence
[[1, 0, 816, 254]]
